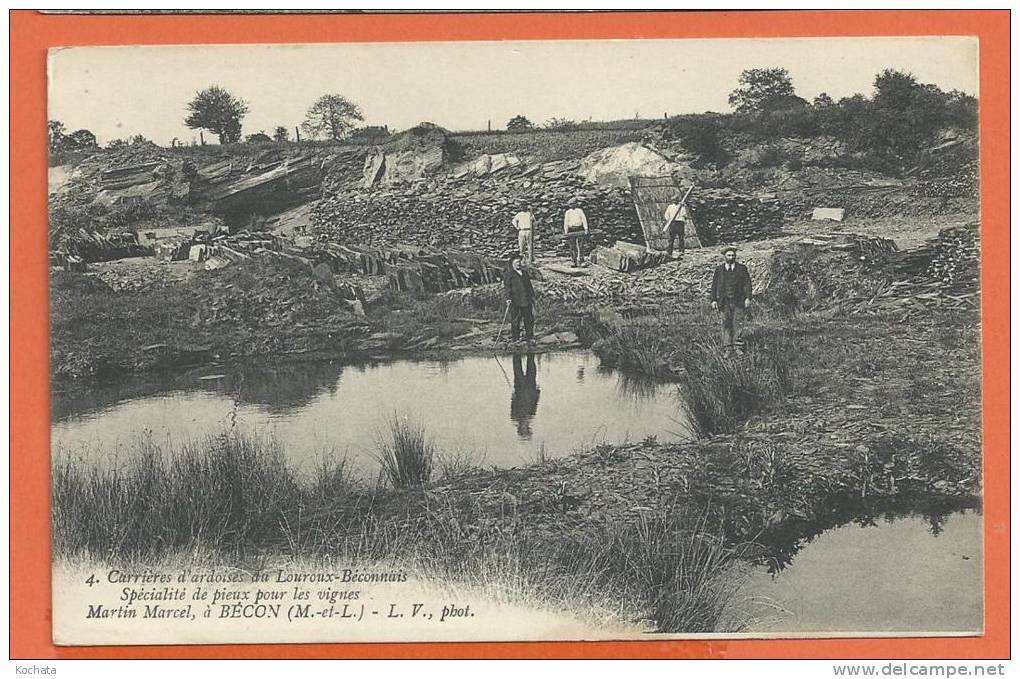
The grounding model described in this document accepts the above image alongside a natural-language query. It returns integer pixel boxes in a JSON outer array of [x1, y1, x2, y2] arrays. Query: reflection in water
[[745, 506, 983, 633], [53, 351, 692, 477], [218, 363, 345, 413], [52, 361, 346, 422], [751, 496, 981, 575], [510, 354, 541, 439], [614, 370, 666, 402]]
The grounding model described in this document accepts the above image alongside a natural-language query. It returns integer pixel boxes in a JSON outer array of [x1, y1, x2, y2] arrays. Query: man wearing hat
[[709, 246, 753, 356], [503, 254, 536, 343], [511, 204, 536, 265], [562, 200, 589, 267]]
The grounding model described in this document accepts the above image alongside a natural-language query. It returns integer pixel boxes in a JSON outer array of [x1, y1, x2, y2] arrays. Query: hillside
[[48, 116, 977, 267]]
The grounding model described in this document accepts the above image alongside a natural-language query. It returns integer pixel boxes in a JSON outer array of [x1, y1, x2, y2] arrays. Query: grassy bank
[[53, 431, 753, 633]]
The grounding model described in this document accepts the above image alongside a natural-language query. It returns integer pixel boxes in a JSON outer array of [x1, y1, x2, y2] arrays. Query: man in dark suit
[[503, 255, 536, 343], [709, 246, 753, 356]]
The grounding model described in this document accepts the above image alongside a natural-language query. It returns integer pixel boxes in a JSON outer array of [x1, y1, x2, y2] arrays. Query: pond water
[[52, 351, 693, 478], [746, 509, 983, 634]]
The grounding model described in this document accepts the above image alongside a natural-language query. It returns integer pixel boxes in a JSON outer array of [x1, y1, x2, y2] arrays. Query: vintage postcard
[[46, 34, 984, 646]]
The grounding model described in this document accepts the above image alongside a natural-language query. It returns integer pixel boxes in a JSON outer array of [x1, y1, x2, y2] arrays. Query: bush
[[104, 199, 158, 228], [665, 115, 728, 166], [754, 144, 788, 168], [728, 107, 820, 140]]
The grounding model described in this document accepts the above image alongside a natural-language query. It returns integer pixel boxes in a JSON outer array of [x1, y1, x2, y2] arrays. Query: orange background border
[[10, 9, 1010, 660]]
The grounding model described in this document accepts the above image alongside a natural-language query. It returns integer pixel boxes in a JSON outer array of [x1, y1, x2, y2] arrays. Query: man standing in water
[[709, 246, 753, 356], [503, 254, 536, 343]]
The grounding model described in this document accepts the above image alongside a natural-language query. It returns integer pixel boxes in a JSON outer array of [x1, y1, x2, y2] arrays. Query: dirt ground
[[782, 214, 974, 249], [53, 209, 975, 382]]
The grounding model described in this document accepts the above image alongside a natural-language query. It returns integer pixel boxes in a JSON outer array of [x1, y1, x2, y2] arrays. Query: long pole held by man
[[661, 183, 695, 259], [709, 246, 753, 356]]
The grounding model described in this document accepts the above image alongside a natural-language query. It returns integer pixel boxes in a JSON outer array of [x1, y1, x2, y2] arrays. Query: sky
[[48, 37, 978, 146]]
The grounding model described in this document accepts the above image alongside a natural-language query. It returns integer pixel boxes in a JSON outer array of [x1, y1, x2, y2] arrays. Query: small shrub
[[665, 115, 729, 167], [104, 199, 158, 228], [754, 144, 787, 168], [435, 450, 483, 480]]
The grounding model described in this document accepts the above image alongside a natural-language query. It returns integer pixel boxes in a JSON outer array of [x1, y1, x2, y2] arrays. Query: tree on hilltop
[[729, 68, 805, 113], [301, 94, 364, 141], [66, 129, 98, 150], [185, 85, 249, 144], [48, 121, 100, 156], [507, 115, 534, 131], [273, 126, 290, 142], [246, 131, 273, 144], [872, 69, 922, 111]]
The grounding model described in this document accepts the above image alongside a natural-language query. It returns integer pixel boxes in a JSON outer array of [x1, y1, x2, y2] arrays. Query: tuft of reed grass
[[589, 313, 681, 378], [375, 414, 436, 488], [435, 449, 484, 481], [587, 309, 795, 435], [51, 431, 351, 561], [548, 510, 753, 633], [674, 330, 792, 435]]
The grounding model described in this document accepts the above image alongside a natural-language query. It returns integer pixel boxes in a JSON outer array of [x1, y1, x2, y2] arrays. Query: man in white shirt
[[662, 201, 694, 258], [562, 201, 589, 267], [511, 206, 535, 264]]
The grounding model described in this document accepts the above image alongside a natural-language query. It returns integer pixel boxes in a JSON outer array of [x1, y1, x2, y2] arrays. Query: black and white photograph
[[47, 36, 983, 645]]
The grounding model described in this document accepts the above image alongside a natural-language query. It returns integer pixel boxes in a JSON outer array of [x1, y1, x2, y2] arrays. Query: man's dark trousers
[[504, 268, 536, 341], [510, 305, 534, 341], [710, 262, 753, 353], [667, 221, 685, 258], [719, 303, 743, 353]]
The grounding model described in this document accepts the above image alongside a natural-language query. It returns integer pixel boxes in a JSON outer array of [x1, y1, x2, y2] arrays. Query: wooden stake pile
[[302, 241, 504, 294], [926, 224, 980, 292]]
